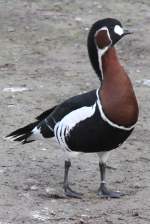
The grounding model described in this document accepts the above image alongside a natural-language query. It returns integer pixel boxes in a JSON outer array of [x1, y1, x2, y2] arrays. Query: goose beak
[[123, 29, 133, 36]]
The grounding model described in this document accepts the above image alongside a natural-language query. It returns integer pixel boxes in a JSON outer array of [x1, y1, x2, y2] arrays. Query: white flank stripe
[[27, 126, 44, 141], [96, 89, 135, 131], [54, 103, 97, 150]]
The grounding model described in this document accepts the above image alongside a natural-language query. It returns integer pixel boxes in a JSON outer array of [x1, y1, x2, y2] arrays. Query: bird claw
[[64, 186, 83, 199], [97, 183, 125, 198]]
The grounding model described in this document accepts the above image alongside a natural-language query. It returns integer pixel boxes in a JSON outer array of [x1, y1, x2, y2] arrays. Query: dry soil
[[1, 0, 150, 223]]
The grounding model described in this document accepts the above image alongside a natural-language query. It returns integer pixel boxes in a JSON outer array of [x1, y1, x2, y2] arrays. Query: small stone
[[8, 104, 15, 108], [132, 211, 139, 217], [50, 210, 56, 216], [75, 17, 82, 22], [23, 185, 29, 191], [81, 214, 88, 218], [0, 169, 4, 174], [136, 69, 140, 73], [79, 219, 86, 224], [8, 27, 15, 32], [40, 148, 47, 151], [43, 187, 64, 199], [85, 27, 89, 31], [134, 183, 141, 189], [30, 185, 38, 191]]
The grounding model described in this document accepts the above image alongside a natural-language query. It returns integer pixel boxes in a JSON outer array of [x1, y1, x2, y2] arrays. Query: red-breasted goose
[[6, 18, 139, 198]]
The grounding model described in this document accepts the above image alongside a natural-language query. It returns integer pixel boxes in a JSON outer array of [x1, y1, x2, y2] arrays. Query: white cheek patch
[[114, 25, 124, 36]]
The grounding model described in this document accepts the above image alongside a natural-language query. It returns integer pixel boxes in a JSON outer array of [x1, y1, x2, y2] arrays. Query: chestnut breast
[[100, 47, 139, 127]]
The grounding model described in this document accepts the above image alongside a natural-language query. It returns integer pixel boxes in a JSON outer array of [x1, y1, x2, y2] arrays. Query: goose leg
[[63, 160, 82, 198], [97, 162, 125, 198]]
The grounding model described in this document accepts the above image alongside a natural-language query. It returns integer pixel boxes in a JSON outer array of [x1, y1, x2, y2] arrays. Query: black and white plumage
[[6, 18, 139, 198]]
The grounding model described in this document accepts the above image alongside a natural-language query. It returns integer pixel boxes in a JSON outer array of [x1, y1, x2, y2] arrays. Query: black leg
[[97, 162, 125, 198], [63, 160, 83, 198]]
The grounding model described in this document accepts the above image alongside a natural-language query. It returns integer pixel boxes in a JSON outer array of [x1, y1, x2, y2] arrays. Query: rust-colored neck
[[102, 47, 121, 79], [103, 47, 119, 62], [99, 47, 139, 127]]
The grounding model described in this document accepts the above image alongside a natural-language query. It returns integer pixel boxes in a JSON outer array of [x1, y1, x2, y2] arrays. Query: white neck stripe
[[95, 27, 112, 81], [96, 89, 135, 131]]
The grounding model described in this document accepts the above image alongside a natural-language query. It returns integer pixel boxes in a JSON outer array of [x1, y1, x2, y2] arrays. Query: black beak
[[122, 29, 133, 36]]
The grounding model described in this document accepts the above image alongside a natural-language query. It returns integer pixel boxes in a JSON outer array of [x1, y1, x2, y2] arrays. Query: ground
[[0, 0, 150, 223]]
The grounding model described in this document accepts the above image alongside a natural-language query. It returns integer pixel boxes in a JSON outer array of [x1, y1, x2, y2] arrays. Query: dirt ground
[[1, 0, 150, 223]]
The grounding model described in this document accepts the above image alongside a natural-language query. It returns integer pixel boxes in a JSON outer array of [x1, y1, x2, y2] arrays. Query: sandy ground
[[1, 0, 150, 223]]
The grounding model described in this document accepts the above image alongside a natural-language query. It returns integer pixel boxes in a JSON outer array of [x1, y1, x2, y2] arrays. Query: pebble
[[30, 185, 38, 191], [132, 211, 139, 217], [134, 183, 141, 189], [40, 148, 47, 151], [75, 17, 82, 22], [85, 27, 89, 31], [3, 87, 29, 93], [8, 27, 15, 32], [44, 187, 64, 199]]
